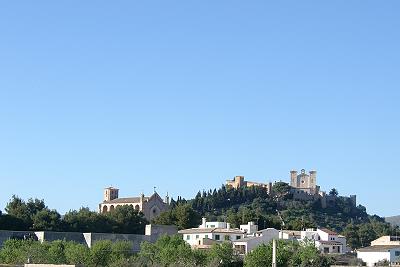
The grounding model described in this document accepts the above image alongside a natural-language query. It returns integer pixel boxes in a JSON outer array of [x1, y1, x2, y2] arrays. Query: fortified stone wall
[[0, 230, 35, 247], [0, 224, 178, 252], [35, 231, 86, 244], [86, 233, 152, 251]]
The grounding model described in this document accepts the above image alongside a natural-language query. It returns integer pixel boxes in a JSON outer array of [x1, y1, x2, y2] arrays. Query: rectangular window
[[395, 251, 400, 257], [205, 235, 209, 238], [196, 235, 199, 239], [215, 234, 220, 241], [225, 235, 230, 241], [186, 235, 190, 240], [236, 236, 241, 240]]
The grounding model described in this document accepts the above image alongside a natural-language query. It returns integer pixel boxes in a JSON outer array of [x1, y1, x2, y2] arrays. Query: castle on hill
[[225, 169, 357, 209]]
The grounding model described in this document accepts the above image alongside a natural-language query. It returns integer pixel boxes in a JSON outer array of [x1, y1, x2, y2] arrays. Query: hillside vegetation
[[154, 183, 400, 249], [1, 184, 399, 250]]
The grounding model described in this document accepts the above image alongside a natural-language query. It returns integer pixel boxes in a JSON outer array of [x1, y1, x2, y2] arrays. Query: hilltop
[[385, 215, 400, 226]]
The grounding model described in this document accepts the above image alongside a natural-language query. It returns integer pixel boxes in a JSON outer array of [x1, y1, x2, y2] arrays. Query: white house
[[240, 221, 258, 235], [178, 218, 245, 249], [280, 228, 347, 254], [357, 245, 400, 267], [232, 228, 279, 255], [279, 230, 301, 240]]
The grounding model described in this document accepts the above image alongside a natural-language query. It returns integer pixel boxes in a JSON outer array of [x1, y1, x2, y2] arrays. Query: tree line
[[0, 195, 147, 234], [0, 235, 335, 267]]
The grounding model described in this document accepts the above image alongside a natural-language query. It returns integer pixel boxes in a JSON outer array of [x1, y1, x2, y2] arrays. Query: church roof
[[103, 197, 149, 204], [102, 192, 165, 204]]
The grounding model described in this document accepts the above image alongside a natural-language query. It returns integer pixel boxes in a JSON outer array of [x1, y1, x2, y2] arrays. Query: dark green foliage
[[329, 188, 339, 196], [244, 240, 333, 267], [32, 209, 63, 231], [0, 239, 133, 266], [138, 235, 204, 266], [0, 196, 148, 234], [208, 242, 239, 267], [272, 182, 291, 200], [192, 185, 270, 213], [343, 218, 400, 250], [105, 205, 148, 234], [137, 235, 240, 267], [151, 203, 201, 230], [63, 206, 147, 234]]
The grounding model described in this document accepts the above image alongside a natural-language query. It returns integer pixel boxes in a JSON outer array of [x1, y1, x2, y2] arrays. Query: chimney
[[201, 217, 207, 228]]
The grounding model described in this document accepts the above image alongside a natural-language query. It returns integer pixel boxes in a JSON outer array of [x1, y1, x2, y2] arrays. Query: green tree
[[174, 204, 201, 230], [342, 224, 361, 249], [90, 240, 113, 267], [32, 209, 63, 231], [47, 240, 67, 264], [63, 207, 112, 233], [291, 241, 332, 267], [244, 240, 293, 267], [106, 205, 148, 234], [329, 188, 339, 197], [5, 195, 32, 227], [64, 242, 90, 265], [272, 182, 291, 200], [0, 239, 50, 264], [152, 204, 201, 230], [359, 223, 377, 247], [138, 235, 206, 266], [208, 242, 238, 267], [110, 241, 133, 263]]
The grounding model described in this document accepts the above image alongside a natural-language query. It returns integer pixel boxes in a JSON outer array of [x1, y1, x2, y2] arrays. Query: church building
[[290, 169, 320, 195], [99, 187, 170, 221]]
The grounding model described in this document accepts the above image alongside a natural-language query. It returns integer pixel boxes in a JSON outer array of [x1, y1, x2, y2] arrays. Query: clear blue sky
[[0, 1, 399, 217]]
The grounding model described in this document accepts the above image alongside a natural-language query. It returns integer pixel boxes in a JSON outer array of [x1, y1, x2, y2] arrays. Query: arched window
[[135, 205, 140, 211], [110, 205, 115, 211], [102, 206, 108, 213]]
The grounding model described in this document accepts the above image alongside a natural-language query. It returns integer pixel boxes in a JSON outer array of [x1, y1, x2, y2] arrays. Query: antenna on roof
[[154, 186, 157, 193]]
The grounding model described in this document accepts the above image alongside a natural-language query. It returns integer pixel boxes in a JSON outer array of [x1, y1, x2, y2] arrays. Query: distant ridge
[[385, 215, 400, 226]]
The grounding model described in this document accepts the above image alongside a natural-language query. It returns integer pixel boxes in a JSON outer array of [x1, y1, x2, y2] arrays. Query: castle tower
[[104, 187, 119, 202], [309, 170, 317, 189], [290, 170, 298, 187], [165, 192, 170, 205], [234, 176, 245, 188], [350, 195, 357, 207]]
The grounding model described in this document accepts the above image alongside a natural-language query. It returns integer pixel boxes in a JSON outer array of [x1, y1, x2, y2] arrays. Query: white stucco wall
[[358, 251, 391, 267]]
